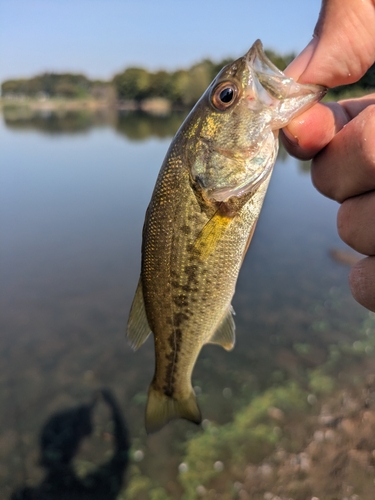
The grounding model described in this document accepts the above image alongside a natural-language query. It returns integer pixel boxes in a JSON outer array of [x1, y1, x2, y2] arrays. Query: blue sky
[[0, 0, 322, 84]]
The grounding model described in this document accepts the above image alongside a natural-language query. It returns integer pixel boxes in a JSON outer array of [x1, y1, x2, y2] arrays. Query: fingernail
[[285, 37, 318, 81], [280, 128, 299, 147]]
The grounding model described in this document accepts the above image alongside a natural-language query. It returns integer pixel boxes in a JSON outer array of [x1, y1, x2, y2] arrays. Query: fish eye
[[211, 82, 238, 111]]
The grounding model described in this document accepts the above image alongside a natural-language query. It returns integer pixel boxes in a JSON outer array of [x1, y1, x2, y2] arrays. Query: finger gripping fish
[[127, 40, 326, 433]]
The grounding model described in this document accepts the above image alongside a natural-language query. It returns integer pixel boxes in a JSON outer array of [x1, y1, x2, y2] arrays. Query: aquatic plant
[[179, 383, 308, 498]]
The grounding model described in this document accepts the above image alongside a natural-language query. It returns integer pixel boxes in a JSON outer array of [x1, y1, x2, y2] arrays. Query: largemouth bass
[[127, 40, 325, 433]]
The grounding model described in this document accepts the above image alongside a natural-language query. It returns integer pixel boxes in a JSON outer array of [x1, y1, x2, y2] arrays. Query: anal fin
[[208, 307, 236, 351], [127, 278, 152, 350]]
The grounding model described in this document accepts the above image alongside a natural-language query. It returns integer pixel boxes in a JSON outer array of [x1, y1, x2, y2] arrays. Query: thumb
[[286, 0, 375, 87]]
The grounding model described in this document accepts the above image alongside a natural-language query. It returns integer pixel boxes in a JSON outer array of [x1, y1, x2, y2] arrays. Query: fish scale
[[127, 40, 326, 433]]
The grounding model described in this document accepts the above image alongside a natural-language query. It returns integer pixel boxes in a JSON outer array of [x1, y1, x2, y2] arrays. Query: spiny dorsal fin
[[127, 278, 152, 350], [193, 213, 233, 259], [208, 307, 236, 351]]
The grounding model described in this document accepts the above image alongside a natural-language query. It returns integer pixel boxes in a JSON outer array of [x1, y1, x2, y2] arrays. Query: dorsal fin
[[127, 279, 152, 350], [208, 307, 236, 351]]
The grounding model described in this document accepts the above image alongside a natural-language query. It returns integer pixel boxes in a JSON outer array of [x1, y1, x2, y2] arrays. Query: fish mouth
[[245, 39, 287, 87], [245, 40, 269, 69], [244, 40, 326, 126]]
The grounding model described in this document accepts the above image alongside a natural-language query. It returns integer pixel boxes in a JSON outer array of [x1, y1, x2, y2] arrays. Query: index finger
[[281, 96, 375, 161]]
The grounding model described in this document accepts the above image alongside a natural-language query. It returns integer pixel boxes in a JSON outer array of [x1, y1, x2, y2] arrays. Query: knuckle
[[338, 192, 375, 255], [360, 105, 375, 170], [311, 153, 336, 200], [337, 201, 354, 245]]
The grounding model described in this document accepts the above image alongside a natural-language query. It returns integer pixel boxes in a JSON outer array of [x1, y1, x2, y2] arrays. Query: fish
[[127, 40, 326, 433]]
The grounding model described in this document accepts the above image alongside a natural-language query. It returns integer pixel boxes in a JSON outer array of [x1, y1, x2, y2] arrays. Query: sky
[[0, 0, 322, 84]]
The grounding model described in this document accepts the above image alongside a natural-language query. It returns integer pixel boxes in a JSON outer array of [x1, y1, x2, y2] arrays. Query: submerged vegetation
[[122, 310, 375, 500]]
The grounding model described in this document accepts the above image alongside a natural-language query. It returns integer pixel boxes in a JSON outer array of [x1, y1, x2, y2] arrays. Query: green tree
[[182, 60, 212, 107], [265, 49, 295, 71], [328, 61, 375, 98], [168, 70, 190, 106], [148, 70, 173, 98], [113, 67, 151, 101], [1, 73, 91, 98]]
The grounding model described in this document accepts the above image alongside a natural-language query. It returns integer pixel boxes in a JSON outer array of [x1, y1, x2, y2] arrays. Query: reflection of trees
[[11, 389, 130, 500], [8, 111, 92, 134], [2, 107, 187, 139], [3, 108, 114, 134], [2, 109, 319, 160], [115, 111, 187, 141]]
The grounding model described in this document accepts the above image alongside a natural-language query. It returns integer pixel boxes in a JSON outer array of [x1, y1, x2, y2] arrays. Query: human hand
[[281, 0, 375, 311]]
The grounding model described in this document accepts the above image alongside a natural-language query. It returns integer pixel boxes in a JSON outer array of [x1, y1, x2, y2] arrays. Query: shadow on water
[[11, 390, 129, 500]]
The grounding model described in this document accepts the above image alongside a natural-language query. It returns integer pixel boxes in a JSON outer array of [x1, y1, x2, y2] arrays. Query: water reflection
[[115, 111, 188, 141], [11, 390, 129, 500], [2, 107, 115, 134], [2, 107, 311, 168], [2, 106, 187, 140]]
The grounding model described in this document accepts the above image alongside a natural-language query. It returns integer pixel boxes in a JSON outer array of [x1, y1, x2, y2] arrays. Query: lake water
[[1, 109, 374, 499]]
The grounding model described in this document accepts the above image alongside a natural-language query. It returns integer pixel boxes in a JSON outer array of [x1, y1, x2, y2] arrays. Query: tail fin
[[145, 385, 201, 434]]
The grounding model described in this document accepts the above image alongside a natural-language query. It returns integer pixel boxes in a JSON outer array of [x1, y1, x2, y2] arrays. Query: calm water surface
[[1, 111, 373, 499]]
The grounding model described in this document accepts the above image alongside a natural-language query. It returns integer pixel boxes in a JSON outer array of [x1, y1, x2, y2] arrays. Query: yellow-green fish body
[[127, 40, 325, 433]]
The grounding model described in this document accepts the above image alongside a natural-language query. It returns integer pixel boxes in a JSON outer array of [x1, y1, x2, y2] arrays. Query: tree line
[[2, 73, 95, 99], [2, 50, 374, 107], [0, 50, 292, 106]]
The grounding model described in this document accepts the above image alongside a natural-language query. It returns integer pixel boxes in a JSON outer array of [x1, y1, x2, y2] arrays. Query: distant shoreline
[[1, 86, 373, 119]]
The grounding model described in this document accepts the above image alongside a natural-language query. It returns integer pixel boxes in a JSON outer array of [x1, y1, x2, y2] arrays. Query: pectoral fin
[[193, 213, 233, 259], [127, 279, 152, 350], [208, 307, 236, 351]]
